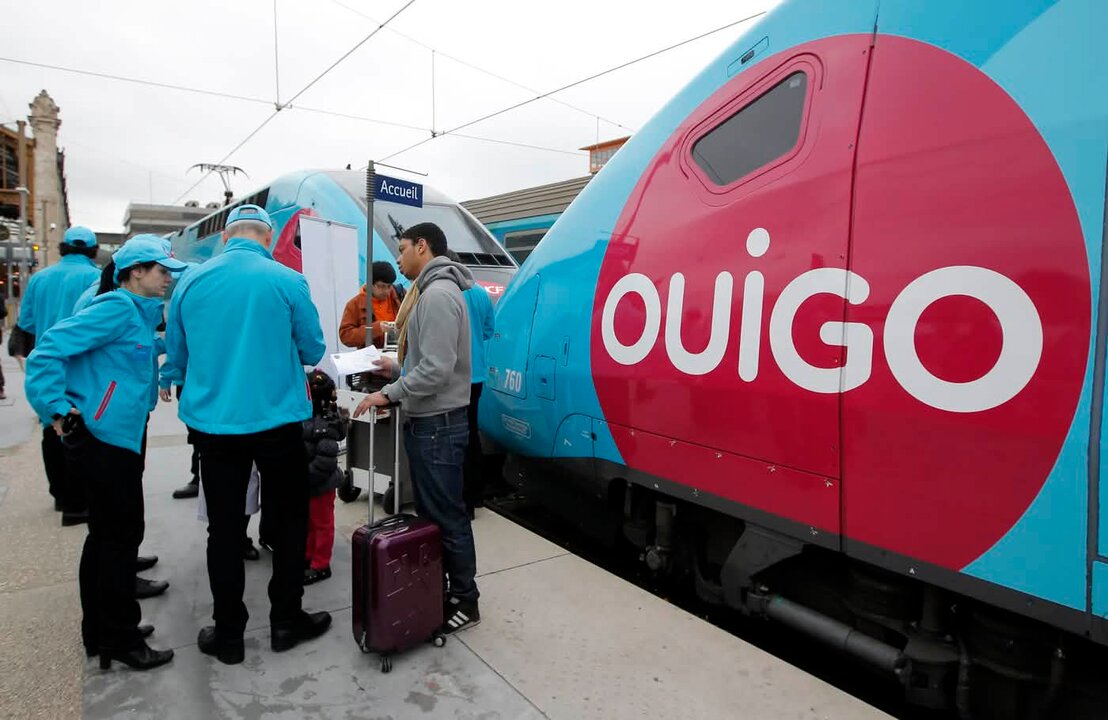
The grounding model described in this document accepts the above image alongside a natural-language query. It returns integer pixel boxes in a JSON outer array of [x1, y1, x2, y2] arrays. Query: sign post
[[364, 162, 375, 344]]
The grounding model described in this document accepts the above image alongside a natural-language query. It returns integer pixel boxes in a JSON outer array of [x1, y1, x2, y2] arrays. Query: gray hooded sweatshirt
[[382, 256, 474, 417]]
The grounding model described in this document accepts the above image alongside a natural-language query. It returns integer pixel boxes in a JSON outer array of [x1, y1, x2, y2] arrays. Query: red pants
[[305, 490, 336, 570]]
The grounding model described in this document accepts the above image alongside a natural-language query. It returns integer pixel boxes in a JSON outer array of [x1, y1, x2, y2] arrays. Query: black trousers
[[192, 423, 309, 635], [179, 387, 201, 482], [76, 434, 146, 651], [43, 426, 86, 512], [463, 383, 485, 511]]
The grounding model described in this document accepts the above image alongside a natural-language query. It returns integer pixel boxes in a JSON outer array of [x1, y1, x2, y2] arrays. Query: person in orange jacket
[[339, 261, 403, 349]]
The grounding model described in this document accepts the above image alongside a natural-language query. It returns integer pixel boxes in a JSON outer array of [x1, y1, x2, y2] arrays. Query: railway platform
[[0, 352, 890, 719]]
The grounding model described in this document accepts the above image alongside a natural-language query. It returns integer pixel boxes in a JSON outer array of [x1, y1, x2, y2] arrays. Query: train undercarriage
[[498, 454, 1108, 719]]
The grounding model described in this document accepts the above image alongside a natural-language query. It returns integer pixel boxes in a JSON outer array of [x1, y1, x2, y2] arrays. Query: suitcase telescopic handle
[[367, 403, 403, 526], [368, 407, 376, 526]]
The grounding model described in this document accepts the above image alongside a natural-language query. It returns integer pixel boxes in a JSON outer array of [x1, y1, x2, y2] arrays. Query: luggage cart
[[335, 337, 414, 512]]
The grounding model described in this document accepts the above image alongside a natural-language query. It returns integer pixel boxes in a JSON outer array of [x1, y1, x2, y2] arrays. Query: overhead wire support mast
[[381, 9, 768, 163], [273, 0, 282, 108]]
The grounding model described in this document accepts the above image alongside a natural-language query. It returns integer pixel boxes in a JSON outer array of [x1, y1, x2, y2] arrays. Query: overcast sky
[[2, 0, 780, 232]]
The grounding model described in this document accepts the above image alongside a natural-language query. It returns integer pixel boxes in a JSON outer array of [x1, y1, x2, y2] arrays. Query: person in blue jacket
[[25, 235, 186, 670], [161, 204, 329, 665], [445, 251, 495, 518], [17, 225, 101, 524], [69, 239, 173, 599]]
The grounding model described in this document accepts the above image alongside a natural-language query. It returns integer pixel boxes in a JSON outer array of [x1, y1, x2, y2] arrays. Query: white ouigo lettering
[[665, 272, 734, 375], [601, 273, 661, 365], [769, 268, 872, 394], [738, 228, 770, 382], [883, 266, 1042, 413], [598, 230, 1044, 413]]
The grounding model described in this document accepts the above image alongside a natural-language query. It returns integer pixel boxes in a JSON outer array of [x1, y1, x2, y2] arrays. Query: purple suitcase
[[351, 406, 445, 672]]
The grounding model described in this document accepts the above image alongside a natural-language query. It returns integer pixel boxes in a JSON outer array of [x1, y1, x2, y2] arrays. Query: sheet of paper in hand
[[331, 345, 382, 376]]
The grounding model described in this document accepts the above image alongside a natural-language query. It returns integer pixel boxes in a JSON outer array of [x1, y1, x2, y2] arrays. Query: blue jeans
[[404, 408, 479, 603]]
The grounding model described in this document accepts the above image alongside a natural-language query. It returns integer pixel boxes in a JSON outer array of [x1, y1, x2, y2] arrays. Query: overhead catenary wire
[[175, 0, 420, 203], [327, 0, 634, 132], [0, 56, 434, 135], [281, 0, 418, 108], [451, 133, 587, 157], [0, 57, 276, 108], [5, 5, 762, 204], [293, 105, 429, 133], [0, 56, 425, 135], [380, 10, 767, 162]]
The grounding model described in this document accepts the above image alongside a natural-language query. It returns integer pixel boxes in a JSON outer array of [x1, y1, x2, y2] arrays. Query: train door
[[843, 30, 1094, 592], [589, 27, 875, 541]]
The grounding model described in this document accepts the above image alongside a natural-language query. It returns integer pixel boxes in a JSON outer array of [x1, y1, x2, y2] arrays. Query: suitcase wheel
[[432, 633, 446, 648], [380, 655, 392, 673]]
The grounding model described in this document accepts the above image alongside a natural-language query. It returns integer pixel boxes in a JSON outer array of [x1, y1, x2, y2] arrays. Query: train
[[166, 169, 516, 299], [478, 0, 1108, 716]]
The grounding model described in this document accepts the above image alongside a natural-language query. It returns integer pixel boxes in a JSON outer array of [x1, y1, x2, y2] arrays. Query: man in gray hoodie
[[354, 222, 481, 634]]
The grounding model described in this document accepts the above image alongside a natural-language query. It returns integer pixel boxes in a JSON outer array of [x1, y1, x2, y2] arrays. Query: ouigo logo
[[600, 227, 1044, 414]]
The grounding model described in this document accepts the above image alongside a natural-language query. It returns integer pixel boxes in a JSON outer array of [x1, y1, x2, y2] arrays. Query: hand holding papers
[[331, 345, 383, 376]]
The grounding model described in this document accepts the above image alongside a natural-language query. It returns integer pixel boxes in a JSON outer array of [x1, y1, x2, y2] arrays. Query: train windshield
[[326, 171, 509, 260]]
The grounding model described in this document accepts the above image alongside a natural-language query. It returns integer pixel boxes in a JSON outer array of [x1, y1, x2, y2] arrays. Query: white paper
[[197, 463, 261, 522], [331, 345, 382, 376]]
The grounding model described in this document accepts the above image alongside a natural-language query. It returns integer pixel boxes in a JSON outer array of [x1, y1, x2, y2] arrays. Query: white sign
[[299, 215, 361, 381]]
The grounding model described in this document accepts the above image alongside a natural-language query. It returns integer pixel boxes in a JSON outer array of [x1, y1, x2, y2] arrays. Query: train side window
[[504, 230, 545, 263], [691, 71, 808, 186]]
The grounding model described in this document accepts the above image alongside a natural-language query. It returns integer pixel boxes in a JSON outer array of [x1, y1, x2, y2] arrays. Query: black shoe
[[135, 555, 158, 572], [172, 481, 199, 499], [303, 566, 332, 586], [99, 642, 173, 671], [271, 611, 332, 652], [197, 626, 245, 665], [441, 597, 480, 635], [243, 537, 260, 561], [61, 510, 89, 527], [54, 499, 62, 512], [86, 624, 155, 657], [135, 577, 169, 599]]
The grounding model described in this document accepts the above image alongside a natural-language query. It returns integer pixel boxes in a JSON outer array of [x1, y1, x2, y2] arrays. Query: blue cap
[[112, 234, 188, 282], [225, 204, 274, 230], [63, 226, 98, 248]]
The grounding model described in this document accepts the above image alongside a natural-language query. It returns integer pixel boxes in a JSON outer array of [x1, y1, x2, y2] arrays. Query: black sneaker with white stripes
[[441, 597, 480, 635]]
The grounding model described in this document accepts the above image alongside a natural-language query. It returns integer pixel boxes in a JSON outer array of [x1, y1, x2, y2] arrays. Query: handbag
[[7, 325, 34, 358]]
